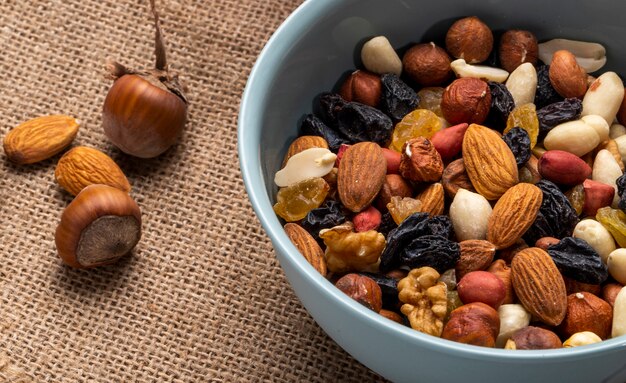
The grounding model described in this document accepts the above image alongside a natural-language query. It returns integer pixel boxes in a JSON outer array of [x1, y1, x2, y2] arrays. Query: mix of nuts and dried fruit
[[274, 16, 626, 349]]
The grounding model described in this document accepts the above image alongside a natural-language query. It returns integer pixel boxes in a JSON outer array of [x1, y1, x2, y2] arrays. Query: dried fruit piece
[[502, 127, 531, 167], [387, 196, 423, 225], [273, 178, 330, 222], [487, 81, 515, 125], [4, 115, 79, 164], [536, 98, 582, 135], [284, 223, 327, 276], [487, 183, 543, 249], [319, 222, 385, 273], [547, 237, 608, 285], [417, 87, 445, 117], [390, 109, 442, 152], [511, 247, 568, 326], [398, 267, 448, 336], [596, 207, 626, 247], [336, 102, 394, 146], [379, 73, 419, 122], [462, 124, 519, 200], [401, 235, 461, 273], [301, 200, 347, 245], [505, 103, 539, 148], [300, 114, 347, 153], [338, 142, 386, 213]]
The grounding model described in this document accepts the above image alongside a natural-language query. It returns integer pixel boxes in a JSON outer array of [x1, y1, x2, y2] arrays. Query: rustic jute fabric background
[[0, 0, 385, 381]]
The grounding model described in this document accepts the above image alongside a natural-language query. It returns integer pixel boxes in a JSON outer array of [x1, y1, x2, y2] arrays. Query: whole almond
[[487, 183, 543, 249], [463, 124, 519, 200], [338, 141, 386, 212], [511, 247, 568, 326], [549, 50, 588, 99], [284, 223, 327, 277], [416, 183, 445, 216], [456, 240, 496, 279], [282, 135, 329, 166], [55, 146, 131, 196], [3, 115, 79, 164]]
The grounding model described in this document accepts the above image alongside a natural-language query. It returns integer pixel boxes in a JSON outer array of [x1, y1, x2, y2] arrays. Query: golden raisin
[[596, 207, 626, 247], [505, 103, 539, 149], [565, 184, 585, 216], [417, 87, 445, 117], [390, 109, 442, 152], [387, 196, 422, 225], [273, 178, 330, 222]]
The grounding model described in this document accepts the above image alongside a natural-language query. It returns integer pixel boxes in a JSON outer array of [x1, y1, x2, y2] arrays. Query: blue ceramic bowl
[[238, 1, 626, 381]]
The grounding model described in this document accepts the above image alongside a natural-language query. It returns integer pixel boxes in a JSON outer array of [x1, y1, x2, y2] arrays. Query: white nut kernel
[[449, 188, 492, 241], [592, 149, 622, 207], [543, 119, 601, 156], [274, 148, 337, 187], [505, 63, 537, 106], [450, 59, 509, 83], [612, 286, 626, 338], [563, 331, 603, 347], [614, 135, 626, 167], [582, 72, 625, 126], [538, 38, 607, 73], [581, 115, 610, 143], [608, 248, 626, 285], [361, 36, 402, 76], [496, 304, 532, 348], [610, 123, 626, 139], [573, 219, 616, 263]]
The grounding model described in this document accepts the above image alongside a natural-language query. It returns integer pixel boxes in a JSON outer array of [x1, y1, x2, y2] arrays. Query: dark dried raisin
[[301, 200, 347, 245], [536, 98, 582, 135], [378, 211, 398, 237], [523, 180, 579, 245], [502, 127, 531, 166], [427, 215, 454, 240], [380, 74, 419, 123], [617, 173, 626, 212], [316, 92, 347, 127], [300, 114, 348, 152], [487, 81, 515, 125], [401, 235, 461, 273], [534, 65, 563, 109], [336, 102, 394, 146], [547, 237, 608, 284]]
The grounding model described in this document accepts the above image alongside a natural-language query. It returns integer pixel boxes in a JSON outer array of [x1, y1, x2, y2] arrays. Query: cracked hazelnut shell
[[55, 184, 142, 268], [402, 42, 451, 86], [445, 16, 493, 64]]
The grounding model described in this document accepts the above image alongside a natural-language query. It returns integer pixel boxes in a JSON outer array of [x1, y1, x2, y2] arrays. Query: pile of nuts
[[274, 16, 626, 349]]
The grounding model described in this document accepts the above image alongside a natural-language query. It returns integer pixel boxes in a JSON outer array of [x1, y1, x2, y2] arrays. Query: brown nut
[[549, 50, 588, 99], [497, 239, 529, 265], [339, 70, 382, 107], [402, 42, 452, 86], [442, 158, 476, 198], [456, 240, 496, 279], [445, 16, 493, 64], [457, 271, 506, 309], [441, 78, 492, 125], [519, 155, 541, 184], [559, 292, 613, 339], [582, 179, 615, 217], [602, 283, 623, 307], [335, 273, 383, 313], [504, 326, 562, 350], [416, 182, 445, 216], [442, 302, 500, 347], [498, 30, 538, 72], [284, 223, 328, 277], [562, 276, 602, 297], [55, 184, 142, 268], [379, 309, 404, 324], [488, 259, 516, 305], [375, 174, 413, 211], [282, 136, 330, 166], [535, 237, 560, 251], [399, 137, 444, 182]]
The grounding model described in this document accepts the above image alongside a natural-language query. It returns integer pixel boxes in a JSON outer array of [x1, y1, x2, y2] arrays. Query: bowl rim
[[238, 0, 626, 362]]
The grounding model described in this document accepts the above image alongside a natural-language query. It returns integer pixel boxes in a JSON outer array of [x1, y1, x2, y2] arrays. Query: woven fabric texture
[[0, 0, 384, 381]]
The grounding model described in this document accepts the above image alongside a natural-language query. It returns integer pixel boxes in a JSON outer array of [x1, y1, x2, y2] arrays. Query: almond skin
[[487, 183, 542, 249], [284, 223, 327, 277], [511, 247, 568, 326], [462, 124, 519, 200], [283, 135, 329, 166], [549, 50, 588, 99], [55, 146, 131, 196], [338, 141, 386, 212], [4, 115, 79, 164], [416, 182, 445, 216]]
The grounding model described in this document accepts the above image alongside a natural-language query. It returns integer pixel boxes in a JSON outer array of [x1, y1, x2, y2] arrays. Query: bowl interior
[[239, 0, 626, 381]]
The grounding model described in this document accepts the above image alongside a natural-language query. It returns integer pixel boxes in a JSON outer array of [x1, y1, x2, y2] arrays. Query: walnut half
[[398, 267, 448, 337]]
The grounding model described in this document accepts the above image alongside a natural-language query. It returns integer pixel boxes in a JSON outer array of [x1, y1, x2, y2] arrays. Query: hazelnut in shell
[[441, 77, 492, 125], [55, 184, 142, 268], [499, 30, 539, 72], [339, 70, 382, 107], [445, 16, 493, 64], [402, 42, 451, 86]]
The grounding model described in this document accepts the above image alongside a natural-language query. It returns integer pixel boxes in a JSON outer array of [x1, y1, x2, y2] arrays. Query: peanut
[[505, 63, 537, 106], [582, 71, 625, 126], [573, 219, 616, 264]]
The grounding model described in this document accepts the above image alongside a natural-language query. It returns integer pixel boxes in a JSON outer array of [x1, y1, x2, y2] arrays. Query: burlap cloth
[[0, 1, 386, 381]]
